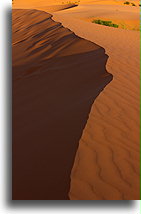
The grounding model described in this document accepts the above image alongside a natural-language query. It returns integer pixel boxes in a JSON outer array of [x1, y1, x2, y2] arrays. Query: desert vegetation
[[124, 1, 136, 6], [62, 1, 80, 5], [92, 20, 119, 28]]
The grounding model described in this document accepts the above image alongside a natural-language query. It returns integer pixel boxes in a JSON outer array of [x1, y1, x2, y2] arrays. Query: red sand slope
[[12, 9, 112, 200]]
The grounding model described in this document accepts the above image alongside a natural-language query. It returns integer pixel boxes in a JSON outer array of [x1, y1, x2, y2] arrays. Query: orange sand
[[53, 7, 140, 200], [12, 0, 140, 200], [13, 0, 140, 30]]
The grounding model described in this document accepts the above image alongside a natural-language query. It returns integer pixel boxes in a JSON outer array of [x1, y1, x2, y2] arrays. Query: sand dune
[[37, 4, 78, 12], [52, 4, 140, 30], [13, 0, 140, 6], [52, 6, 140, 200], [12, 0, 79, 12], [12, 9, 112, 200], [13, 0, 139, 29], [12, 0, 140, 200], [80, 0, 139, 6]]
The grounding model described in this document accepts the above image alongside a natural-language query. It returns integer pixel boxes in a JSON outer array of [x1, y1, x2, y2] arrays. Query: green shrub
[[124, 1, 130, 5], [124, 1, 136, 6], [92, 20, 119, 28]]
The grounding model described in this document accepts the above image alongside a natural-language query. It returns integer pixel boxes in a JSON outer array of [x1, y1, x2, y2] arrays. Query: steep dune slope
[[12, 9, 112, 200]]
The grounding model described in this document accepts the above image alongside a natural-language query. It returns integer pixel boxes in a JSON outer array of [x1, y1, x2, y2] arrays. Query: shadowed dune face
[[12, 9, 113, 200]]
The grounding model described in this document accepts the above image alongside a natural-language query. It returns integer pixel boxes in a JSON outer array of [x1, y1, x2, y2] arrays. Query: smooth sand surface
[[12, 0, 79, 12], [52, 4, 140, 30], [13, 0, 140, 200], [13, 0, 140, 6], [12, 9, 112, 200], [13, 1, 140, 30], [52, 7, 140, 200]]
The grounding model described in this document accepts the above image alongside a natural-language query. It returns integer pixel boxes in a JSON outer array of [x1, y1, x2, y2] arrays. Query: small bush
[[92, 20, 119, 28], [64, 1, 80, 5], [124, 1, 130, 5], [124, 1, 136, 6]]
